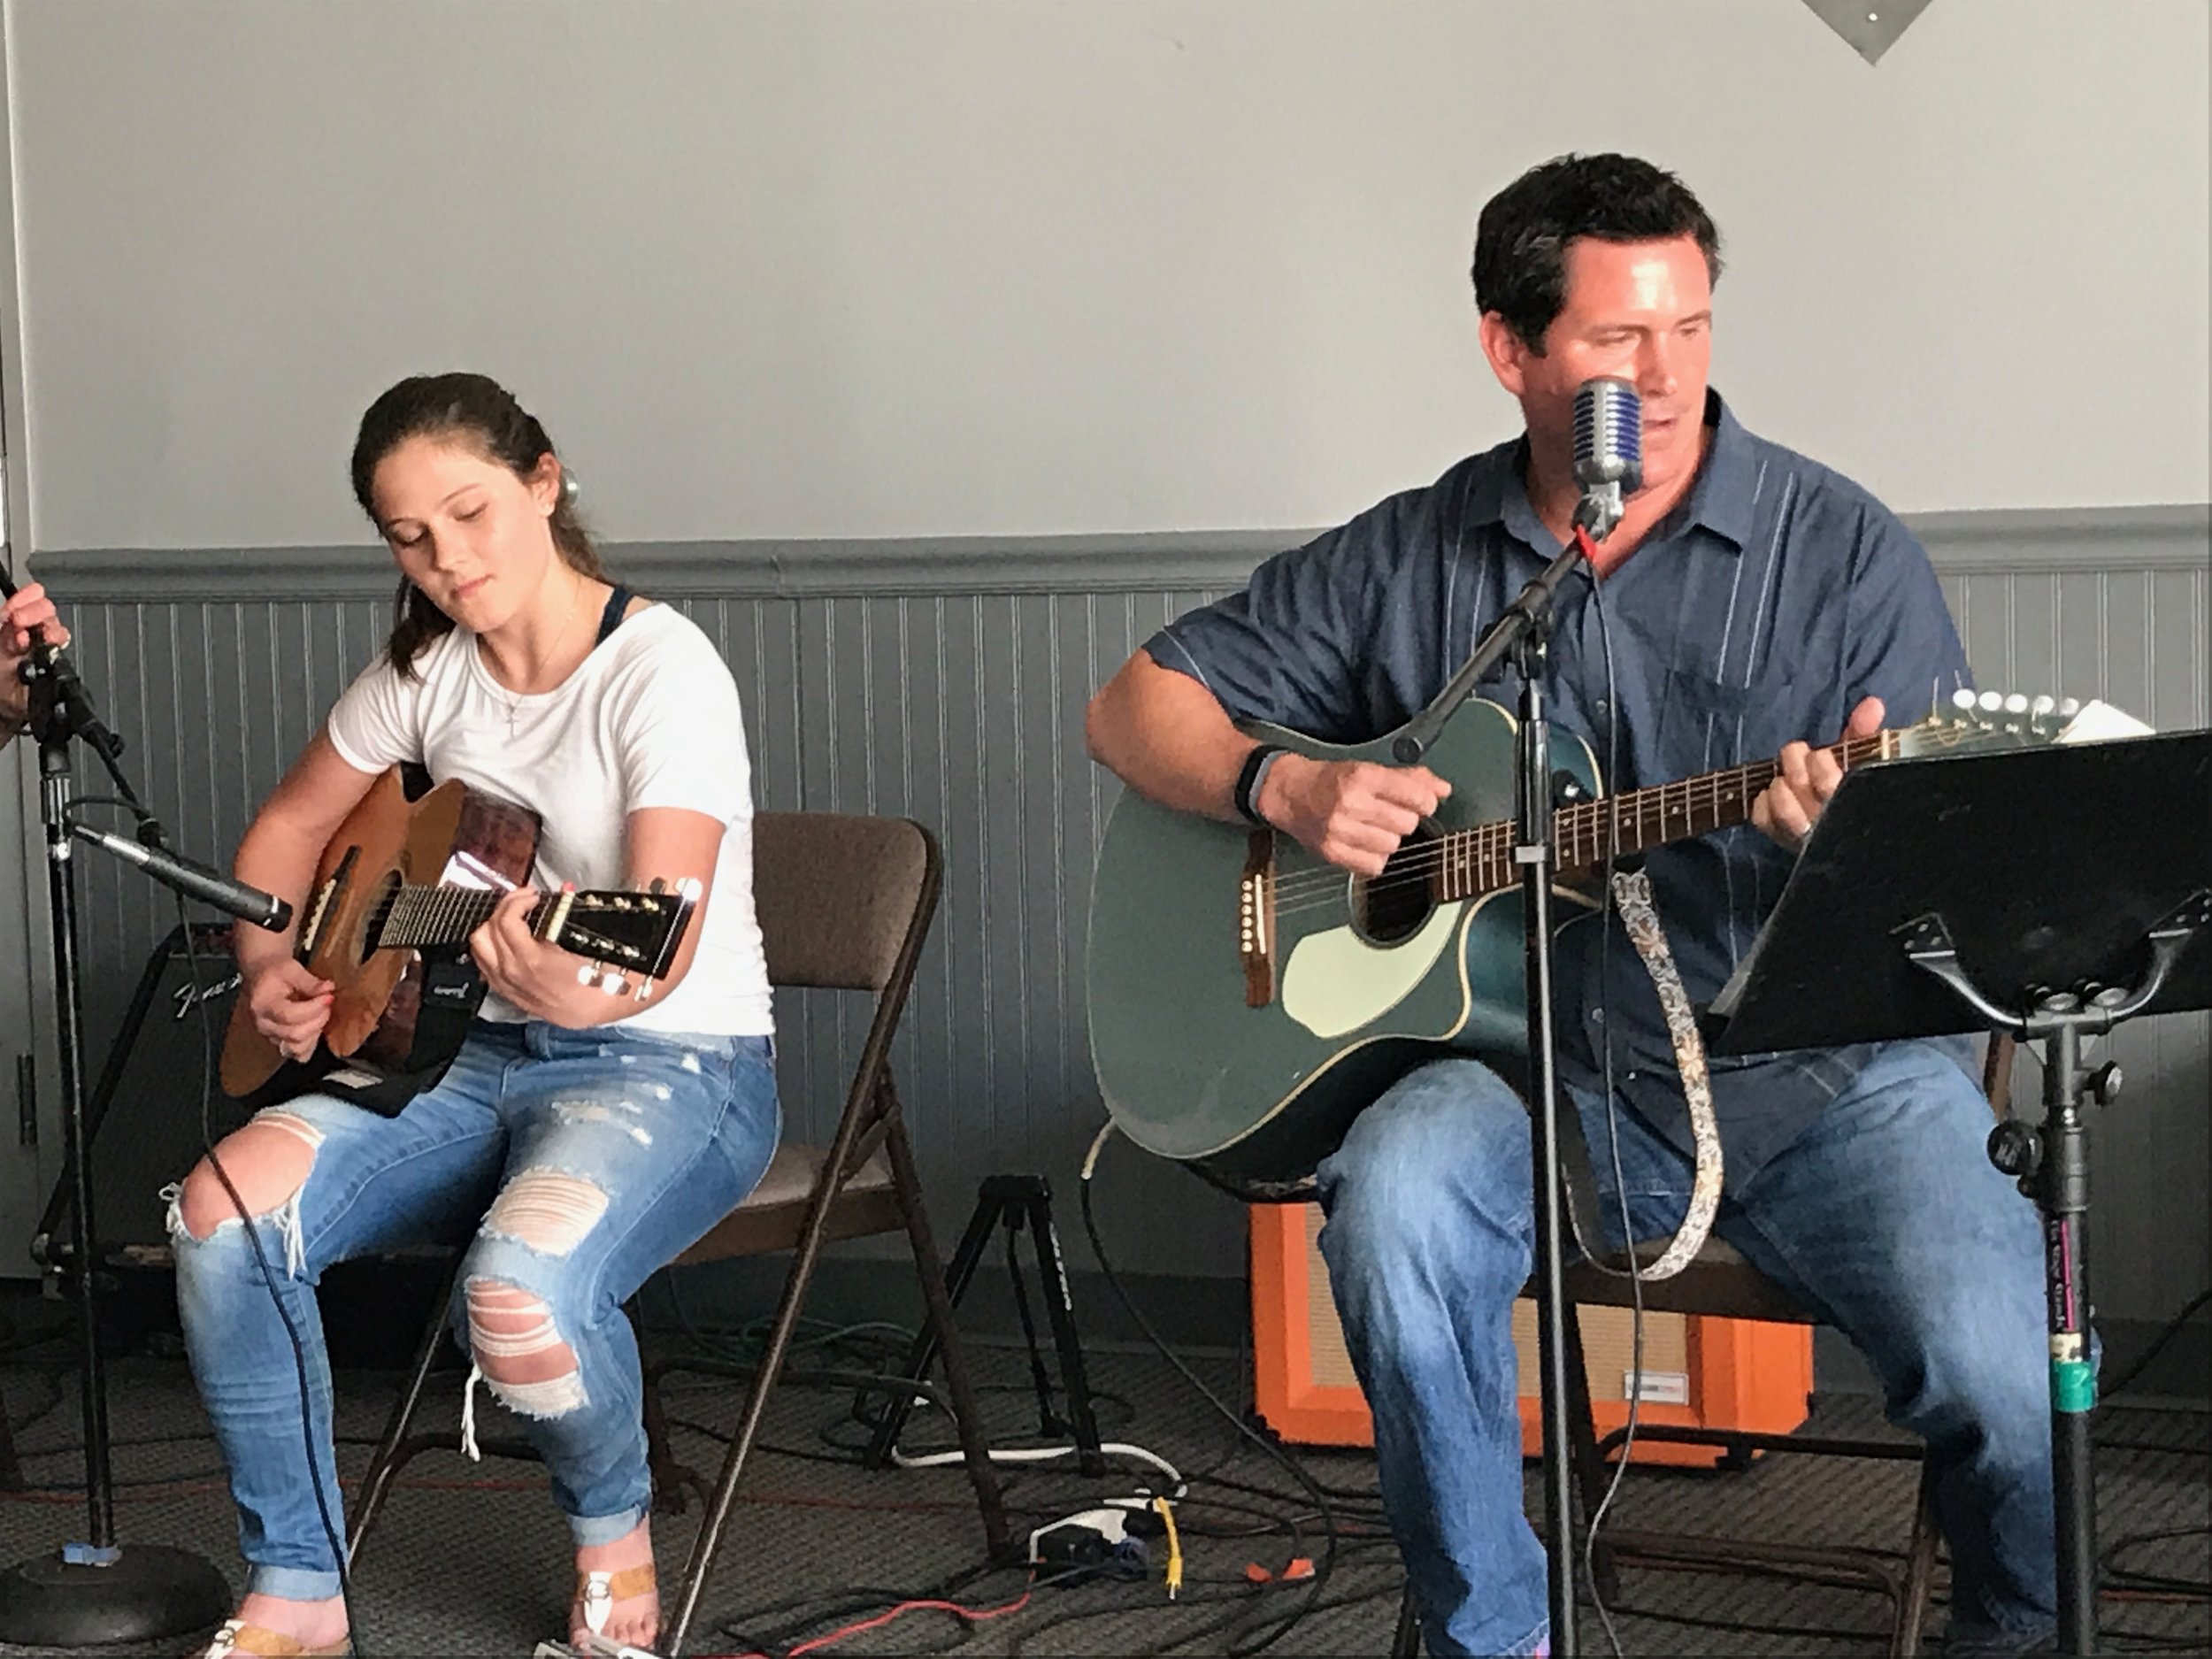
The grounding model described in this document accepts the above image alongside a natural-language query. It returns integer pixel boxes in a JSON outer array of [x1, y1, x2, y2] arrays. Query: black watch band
[[1233, 743, 1287, 826]]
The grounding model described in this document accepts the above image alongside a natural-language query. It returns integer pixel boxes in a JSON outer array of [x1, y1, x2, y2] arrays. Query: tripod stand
[[0, 579, 233, 1645], [864, 1174, 1104, 1476]]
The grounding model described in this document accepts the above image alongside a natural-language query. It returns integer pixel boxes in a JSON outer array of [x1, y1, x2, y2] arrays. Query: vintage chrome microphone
[[1571, 375, 1643, 542]]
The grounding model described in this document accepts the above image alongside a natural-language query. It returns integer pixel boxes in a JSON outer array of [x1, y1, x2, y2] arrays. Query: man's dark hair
[[1472, 153, 1723, 350]]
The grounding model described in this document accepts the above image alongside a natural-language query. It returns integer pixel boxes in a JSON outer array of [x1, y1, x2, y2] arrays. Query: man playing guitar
[[1087, 154, 2057, 1658]]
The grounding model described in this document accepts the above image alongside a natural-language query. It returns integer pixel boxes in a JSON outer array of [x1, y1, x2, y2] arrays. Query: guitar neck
[[373, 884, 543, 950], [1433, 730, 1897, 900]]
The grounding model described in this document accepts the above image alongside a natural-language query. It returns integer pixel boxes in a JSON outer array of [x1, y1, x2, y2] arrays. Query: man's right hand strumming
[[1254, 754, 1452, 878], [1085, 649, 1449, 879]]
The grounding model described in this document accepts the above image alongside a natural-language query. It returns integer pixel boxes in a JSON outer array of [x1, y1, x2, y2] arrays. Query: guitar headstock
[[544, 878, 704, 1002], [1893, 688, 2082, 758]]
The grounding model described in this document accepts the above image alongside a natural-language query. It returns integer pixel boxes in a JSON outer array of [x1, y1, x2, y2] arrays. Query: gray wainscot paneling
[[21, 507, 2211, 1370]]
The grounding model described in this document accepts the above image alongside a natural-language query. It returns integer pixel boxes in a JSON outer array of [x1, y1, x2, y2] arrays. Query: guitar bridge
[[1240, 829, 1277, 1008], [298, 847, 355, 958]]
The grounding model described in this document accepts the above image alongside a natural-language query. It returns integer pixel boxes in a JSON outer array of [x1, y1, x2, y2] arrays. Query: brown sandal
[[575, 1562, 659, 1640], [195, 1620, 351, 1657]]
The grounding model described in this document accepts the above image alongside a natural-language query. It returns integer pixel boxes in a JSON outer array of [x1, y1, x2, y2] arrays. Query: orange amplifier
[[1251, 1203, 1811, 1466]]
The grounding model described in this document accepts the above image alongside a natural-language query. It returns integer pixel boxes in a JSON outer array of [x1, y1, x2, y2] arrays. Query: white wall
[[5, 0, 2207, 548]]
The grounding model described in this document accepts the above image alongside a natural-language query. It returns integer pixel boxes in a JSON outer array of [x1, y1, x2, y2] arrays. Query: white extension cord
[[888, 1438, 1185, 1495]]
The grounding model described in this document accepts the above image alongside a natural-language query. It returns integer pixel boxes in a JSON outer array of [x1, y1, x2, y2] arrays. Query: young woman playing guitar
[[173, 373, 778, 1658]]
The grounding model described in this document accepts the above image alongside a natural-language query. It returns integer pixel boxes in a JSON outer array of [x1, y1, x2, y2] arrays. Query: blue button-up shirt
[[1148, 390, 1975, 1185]]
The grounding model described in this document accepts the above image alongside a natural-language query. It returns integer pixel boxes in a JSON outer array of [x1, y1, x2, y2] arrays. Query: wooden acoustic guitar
[[219, 766, 700, 1115], [1086, 691, 2081, 1197]]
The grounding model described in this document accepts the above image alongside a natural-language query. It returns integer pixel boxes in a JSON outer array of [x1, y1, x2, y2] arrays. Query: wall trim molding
[[31, 504, 2208, 602]]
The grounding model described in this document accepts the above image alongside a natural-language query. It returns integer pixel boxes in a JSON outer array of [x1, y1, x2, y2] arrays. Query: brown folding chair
[[344, 812, 1009, 1657], [1389, 1037, 2016, 1658], [648, 812, 1010, 1654]]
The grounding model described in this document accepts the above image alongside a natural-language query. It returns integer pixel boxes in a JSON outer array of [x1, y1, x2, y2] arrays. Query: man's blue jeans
[[171, 1019, 780, 1601], [1314, 1041, 2058, 1658]]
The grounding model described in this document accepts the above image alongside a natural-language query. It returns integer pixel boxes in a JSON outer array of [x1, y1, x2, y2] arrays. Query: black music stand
[[1702, 728, 2212, 1657]]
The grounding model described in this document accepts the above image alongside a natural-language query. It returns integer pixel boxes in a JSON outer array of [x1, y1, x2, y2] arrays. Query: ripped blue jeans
[[170, 1019, 779, 1601]]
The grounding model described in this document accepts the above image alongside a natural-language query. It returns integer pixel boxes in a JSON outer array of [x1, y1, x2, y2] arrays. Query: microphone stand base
[[0, 1544, 232, 1648]]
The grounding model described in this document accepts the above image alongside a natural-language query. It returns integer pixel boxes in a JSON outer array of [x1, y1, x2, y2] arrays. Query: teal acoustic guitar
[[1086, 693, 2064, 1198]]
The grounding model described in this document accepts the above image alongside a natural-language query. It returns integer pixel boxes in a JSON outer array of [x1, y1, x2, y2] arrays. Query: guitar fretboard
[[373, 885, 546, 950], [1427, 731, 1897, 901]]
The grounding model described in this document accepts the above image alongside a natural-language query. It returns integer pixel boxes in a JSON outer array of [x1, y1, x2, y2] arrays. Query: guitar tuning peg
[[648, 877, 669, 895], [2059, 697, 2080, 718], [2030, 694, 2056, 718], [1977, 690, 2004, 713], [2002, 693, 2029, 715], [575, 964, 599, 987], [600, 974, 629, 997], [1951, 687, 1978, 713]]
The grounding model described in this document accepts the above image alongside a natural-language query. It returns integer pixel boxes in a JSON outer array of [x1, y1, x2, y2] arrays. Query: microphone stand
[[0, 570, 232, 1646], [1391, 525, 1600, 1656]]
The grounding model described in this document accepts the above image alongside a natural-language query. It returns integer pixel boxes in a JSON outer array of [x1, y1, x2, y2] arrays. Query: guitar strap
[[596, 584, 635, 643], [1555, 869, 1723, 1280]]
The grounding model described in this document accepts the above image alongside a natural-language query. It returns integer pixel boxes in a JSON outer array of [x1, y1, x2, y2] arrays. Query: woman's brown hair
[[350, 373, 607, 677]]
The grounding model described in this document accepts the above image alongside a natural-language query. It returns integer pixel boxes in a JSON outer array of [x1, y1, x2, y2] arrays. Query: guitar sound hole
[[1354, 829, 1439, 946]]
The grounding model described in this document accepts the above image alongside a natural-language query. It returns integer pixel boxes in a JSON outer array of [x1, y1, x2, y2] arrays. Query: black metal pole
[[1382, 532, 1600, 1654], [0, 593, 231, 1645], [39, 731, 115, 1551], [2036, 1013, 2099, 1655], [1515, 628, 1578, 1658], [1903, 895, 2205, 1659]]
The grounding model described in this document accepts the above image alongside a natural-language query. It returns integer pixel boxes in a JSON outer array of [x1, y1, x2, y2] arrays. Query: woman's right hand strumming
[[228, 730, 381, 1063], [242, 956, 335, 1064]]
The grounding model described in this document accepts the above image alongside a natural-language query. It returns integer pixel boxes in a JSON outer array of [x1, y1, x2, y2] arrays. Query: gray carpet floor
[[0, 1337, 2200, 1657]]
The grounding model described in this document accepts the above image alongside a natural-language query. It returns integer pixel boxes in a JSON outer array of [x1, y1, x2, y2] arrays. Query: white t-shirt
[[325, 602, 773, 1037]]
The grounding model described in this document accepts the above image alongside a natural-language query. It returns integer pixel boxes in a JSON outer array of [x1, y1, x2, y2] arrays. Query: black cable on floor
[[2102, 1287, 2212, 1400], [2102, 1523, 2212, 1599], [1077, 1124, 1336, 1657], [1153, 1575, 1410, 1655]]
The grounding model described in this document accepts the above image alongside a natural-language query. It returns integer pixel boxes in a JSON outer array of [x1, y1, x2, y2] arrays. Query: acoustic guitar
[[219, 766, 699, 1115], [1086, 691, 2077, 1197]]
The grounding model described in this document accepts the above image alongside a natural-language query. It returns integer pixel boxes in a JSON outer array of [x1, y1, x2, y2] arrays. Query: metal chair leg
[[1389, 1580, 1422, 1657], [635, 1301, 706, 1517], [347, 1256, 461, 1560], [1892, 1457, 1940, 1658], [1562, 1301, 1622, 1605], [663, 1115, 880, 1659], [884, 1121, 1011, 1560]]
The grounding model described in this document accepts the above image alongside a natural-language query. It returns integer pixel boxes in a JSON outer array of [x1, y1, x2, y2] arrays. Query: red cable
[[709, 1578, 1038, 1659]]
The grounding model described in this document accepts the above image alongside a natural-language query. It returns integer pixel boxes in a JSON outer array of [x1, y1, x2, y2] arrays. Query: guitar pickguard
[[1279, 900, 1467, 1040]]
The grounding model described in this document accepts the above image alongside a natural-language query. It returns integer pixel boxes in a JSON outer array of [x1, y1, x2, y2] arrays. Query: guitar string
[[363, 884, 667, 950], [1255, 749, 1803, 910], [1263, 775, 1763, 921], [1251, 743, 1809, 905], [1249, 722, 1994, 920], [1248, 719, 1992, 906]]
